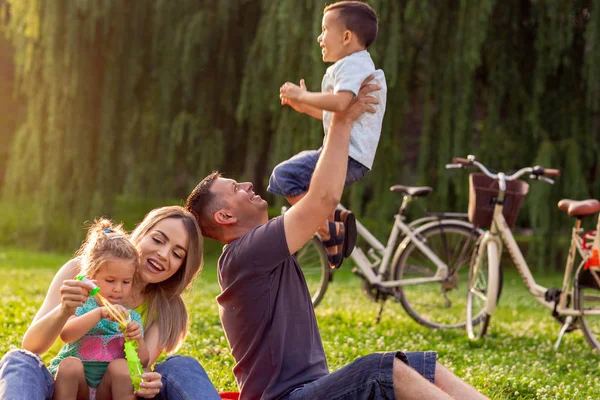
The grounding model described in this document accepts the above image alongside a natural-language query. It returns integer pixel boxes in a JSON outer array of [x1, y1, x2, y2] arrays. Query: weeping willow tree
[[1, 0, 260, 248], [2, 0, 599, 265]]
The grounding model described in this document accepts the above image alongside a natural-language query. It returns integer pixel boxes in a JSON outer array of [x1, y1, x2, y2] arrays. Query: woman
[[0, 206, 221, 399]]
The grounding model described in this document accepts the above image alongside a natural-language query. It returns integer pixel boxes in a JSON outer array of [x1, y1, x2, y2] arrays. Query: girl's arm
[[125, 320, 150, 367], [60, 307, 104, 343], [22, 259, 90, 353]]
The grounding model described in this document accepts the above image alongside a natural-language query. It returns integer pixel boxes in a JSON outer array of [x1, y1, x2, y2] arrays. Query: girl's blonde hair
[[76, 218, 139, 279], [129, 206, 203, 353]]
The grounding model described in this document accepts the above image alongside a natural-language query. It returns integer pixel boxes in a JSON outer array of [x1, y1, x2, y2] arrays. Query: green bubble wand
[[77, 275, 145, 392]]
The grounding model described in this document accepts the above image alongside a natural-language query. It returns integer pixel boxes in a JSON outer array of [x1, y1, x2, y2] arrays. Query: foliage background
[[0, 0, 599, 267]]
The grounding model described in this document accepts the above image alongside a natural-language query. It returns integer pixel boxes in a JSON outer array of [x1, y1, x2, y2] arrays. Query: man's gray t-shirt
[[216, 216, 329, 400]]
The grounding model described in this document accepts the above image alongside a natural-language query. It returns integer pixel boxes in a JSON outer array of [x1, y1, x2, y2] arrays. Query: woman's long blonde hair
[[129, 206, 203, 353]]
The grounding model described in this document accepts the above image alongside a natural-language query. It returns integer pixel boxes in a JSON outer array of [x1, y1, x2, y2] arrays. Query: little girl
[[48, 219, 149, 400]]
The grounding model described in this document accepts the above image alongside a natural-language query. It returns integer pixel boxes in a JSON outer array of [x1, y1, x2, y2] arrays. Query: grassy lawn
[[1, 248, 598, 399]]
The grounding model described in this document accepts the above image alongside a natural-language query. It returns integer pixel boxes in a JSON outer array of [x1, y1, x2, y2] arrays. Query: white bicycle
[[450, 155, 600, 350], [294, 183, 487, 329]]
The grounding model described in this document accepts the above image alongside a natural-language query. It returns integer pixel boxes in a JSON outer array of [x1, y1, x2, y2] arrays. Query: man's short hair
[[185, 171, 224, 240], [324, 1, 378, 48]]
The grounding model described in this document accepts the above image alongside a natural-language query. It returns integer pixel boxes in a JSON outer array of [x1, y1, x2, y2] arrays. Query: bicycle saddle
[[557, 199, 600, 218], [389, 185, 433, 197]]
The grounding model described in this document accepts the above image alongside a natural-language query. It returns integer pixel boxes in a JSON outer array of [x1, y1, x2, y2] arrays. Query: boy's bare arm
[[300, 91, 354, 112], [280, 79, 354, 113], [280, 79, 323, 119], [282, 97, 324, 120], [302, 103, 325, 120]]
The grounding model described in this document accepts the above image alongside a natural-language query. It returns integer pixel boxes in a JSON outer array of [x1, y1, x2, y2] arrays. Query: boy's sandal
[[326, 252, 344, 269], [334, 209, 357, 258], [322, 221, 345, 269]]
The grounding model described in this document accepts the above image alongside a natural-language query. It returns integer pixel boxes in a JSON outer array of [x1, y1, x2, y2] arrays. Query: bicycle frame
[[339, 201, 473, 289], [481, 198, 600, 317]]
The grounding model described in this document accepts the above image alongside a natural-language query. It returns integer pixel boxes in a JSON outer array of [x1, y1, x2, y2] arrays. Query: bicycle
[[449, 154, 600, 350], [293, 183, 489, 329]]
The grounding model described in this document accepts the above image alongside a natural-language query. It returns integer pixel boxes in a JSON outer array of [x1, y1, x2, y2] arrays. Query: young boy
[[270, 1, 387, 267]]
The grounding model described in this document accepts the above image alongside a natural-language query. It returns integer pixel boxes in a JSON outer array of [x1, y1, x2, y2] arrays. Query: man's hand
[[280, 79, 307, 103], [333, 74, 380, 124]]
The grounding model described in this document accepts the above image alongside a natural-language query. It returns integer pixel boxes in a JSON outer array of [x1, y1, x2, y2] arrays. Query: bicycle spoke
[[465, 239, 500, 340], [577, 286, 600, 349], [296, 237, 329, 307], [583, 293, 600, 302], [470, 287, 488, 302], [395, 223, 483, 329], [454, 233, 477, 271], [403, 263, 435, 277]]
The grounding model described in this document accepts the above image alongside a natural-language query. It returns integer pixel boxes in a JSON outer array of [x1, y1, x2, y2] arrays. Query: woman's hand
[[59, 279, 91, 316], [125, 321, 143, 341], [135, 370, 163, 398]]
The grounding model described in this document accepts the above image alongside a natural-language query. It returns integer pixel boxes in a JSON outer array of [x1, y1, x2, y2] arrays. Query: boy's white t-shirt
[[321, 50, 387, 169]]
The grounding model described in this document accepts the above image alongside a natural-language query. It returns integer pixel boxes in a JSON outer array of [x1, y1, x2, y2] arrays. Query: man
[[186, 80, 487, 399]]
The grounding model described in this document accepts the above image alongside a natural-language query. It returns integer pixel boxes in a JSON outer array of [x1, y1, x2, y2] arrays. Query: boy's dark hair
[[185, 171, 224, 240], [324, 1, 378, 48]]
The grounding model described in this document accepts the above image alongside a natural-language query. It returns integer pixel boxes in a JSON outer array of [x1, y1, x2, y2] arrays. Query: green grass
[[1, 248, 599, 399]]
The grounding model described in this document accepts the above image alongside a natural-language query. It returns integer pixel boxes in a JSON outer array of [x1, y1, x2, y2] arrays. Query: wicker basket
[[468, 173, 530, 228]]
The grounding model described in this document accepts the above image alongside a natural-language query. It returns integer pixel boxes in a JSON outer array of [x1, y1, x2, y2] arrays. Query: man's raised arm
[[283, 80, 379, 254]]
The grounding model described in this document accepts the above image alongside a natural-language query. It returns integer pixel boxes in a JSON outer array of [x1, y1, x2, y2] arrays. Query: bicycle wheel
[[466, 238, 503, 340], [575, 274, 600, 350], [394, 221, 483, 329], [296, 236, 330, 307]]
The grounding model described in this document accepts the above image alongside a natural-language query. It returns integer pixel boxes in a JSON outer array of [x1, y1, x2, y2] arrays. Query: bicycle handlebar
[[451, 157, 471, 166], [447, 155, 560, 184], [537, 168, 560, 177]]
